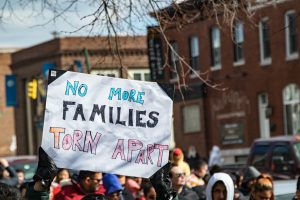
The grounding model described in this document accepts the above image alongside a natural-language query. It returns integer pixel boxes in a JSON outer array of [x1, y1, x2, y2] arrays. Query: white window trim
[[211, 64, 222, 71], [211, 27, 222, 68], [233, 59, 245, 67], [285, 10, 299, 61], [189, 70, 200, 79], [189, 35, 200, 72], [91, 69, 119, 77], [233, 21, 245, 65], [127, 68, 150, 81], [170, 77, 179, 83], [259, 17, 272, 66], [282, 84, 300, 135]]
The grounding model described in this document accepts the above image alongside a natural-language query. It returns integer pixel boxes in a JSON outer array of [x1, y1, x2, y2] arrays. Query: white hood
[[205, 172, 234, 200]]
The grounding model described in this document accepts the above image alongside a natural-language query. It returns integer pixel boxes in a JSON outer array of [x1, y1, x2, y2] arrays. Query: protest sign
[[41, 69, 174, 178]]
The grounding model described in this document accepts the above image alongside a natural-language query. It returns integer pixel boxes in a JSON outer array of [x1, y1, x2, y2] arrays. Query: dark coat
[[178, 186, 200, 200]]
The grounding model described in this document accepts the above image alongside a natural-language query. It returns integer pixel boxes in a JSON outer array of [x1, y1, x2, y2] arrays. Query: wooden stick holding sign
[[41, 69, 174, 178]]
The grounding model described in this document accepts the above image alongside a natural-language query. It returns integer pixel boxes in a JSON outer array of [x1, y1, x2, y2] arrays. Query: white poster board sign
[[41, 70, 173, 178]]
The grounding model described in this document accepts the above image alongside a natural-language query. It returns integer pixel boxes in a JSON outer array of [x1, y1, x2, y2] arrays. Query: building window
[[210, 27, 221, 69], [133, 73, 142, 80], [128, 69, 151, 81], [189, 36, 200, 72], [259, 18, 271, 65], [285, 10, 298, 59], [258, 93, 270, 139], [169, 41, 180, 79], [91, 69, 119, 77], [233, 21, 245, 65], [183, 105, 201, 133], [283, 84, 300, 135]]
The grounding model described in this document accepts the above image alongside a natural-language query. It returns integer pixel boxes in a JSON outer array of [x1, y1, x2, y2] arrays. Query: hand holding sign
[[41, 70, 173, 178]]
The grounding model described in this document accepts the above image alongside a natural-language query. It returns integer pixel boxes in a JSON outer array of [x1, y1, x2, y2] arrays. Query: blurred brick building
[[11, 36, 150, 155], [0, 48, 17, 156], [149, 0, 300, 163]]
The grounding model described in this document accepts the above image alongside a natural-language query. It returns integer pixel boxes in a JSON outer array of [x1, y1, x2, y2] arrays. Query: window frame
[[189, 36, 200, 78], [210, 26, 222, 71], [282, 84, 300, 135], [285, 10, 299, 60], [233, 21, 245, 66], [91, 69, 119, 77], [259, 17, 272, 66], [182, 104, 201, 134], [127, 69, 151, 81]]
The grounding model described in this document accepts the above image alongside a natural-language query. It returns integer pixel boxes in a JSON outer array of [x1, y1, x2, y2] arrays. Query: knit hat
[[243, 166, 261, 182], [173, 148, 183, 156], [103, 174, 122, 195]]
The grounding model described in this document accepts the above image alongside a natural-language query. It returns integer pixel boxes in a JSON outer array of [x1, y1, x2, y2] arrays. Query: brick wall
[[0, 51, 16, 156]]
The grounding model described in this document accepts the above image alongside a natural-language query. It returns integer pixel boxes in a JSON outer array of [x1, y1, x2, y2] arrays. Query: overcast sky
[[0, 2, 151, 49]]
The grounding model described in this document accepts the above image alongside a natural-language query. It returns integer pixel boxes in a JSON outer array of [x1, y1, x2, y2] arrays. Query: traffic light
[[28, 79, 37, 100]]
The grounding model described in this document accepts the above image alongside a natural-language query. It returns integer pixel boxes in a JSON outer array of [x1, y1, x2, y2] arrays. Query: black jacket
[[178, 186, 199, 200]]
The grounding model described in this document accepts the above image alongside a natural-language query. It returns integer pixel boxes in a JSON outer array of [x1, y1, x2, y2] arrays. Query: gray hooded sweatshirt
[[205, 172, 234, 200]]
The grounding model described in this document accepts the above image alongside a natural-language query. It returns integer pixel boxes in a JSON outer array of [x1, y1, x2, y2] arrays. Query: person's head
[[57, 168, 70, 183], [252, 174, 274, 200], [212, 181, 226, 200], [243, 166, 261, 189], [16, 169, 25, 184], [78, 171, 103, 193], [143, 182, 156, 200], [103, 174, 123, 200], [0, 182, 21, 200], [132, 177, 143, 185], [117, 175, 126, 186], [210, 165, 221, 176], [206, 172, 234, 200], [194, 159, 208, 178], [169, 165, 186, 192]]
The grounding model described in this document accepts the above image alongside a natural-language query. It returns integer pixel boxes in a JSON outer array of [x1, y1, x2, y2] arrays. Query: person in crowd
[[171, 148, 191, 176], [0, 182, 22, 199], [116, 175, 134, 200], [293, 176, 300, 200], [250, 174, 274, 200], [149, 162, 177, 200], [0, 158, 18, 186], [226, 172, 245, 200], [186, 159, 208, 188], [125, 176, 144, 199], [51, 168, 71, 199], [143, 182, 156, 200], [103, 173, 123, 200], [239, 166, 261, 196], [205, 172, 234, 200], [169, 165, 199, 200], [25, 147, 179, 200], [209, 165, 222, 177], [192, 185, 206, 200], [54, 170, 105, 199], [56, 168, 70, 183], [16, 169, 25, 188], [208, 146, 224, 167], [186, 146, 201, 170]]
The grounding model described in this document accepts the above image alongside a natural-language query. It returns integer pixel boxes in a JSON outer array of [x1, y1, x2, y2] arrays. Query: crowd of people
[[0, 146, 298, 200]]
